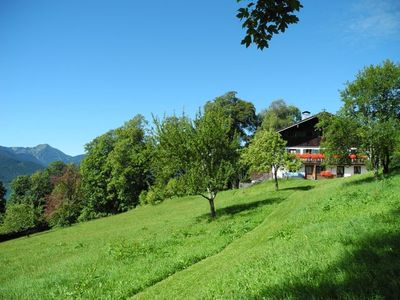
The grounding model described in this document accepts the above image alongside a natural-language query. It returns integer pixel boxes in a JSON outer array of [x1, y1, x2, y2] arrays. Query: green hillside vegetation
[[1, 173, 399, 299]]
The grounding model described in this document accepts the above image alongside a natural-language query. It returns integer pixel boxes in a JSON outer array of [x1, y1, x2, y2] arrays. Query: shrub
[[1, 204, 36, 233]]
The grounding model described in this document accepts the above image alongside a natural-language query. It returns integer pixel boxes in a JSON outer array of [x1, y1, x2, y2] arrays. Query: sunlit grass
[[0, 178, 310, 299], [1, 174, 399, 299]]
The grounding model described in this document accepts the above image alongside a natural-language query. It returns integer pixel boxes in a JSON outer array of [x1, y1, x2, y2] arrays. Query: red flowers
[[296, 153, 324, 159], [320, 171, 333, 178]]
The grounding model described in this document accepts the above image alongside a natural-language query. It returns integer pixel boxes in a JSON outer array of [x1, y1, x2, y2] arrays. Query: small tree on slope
[[241, 130, 293, 190]]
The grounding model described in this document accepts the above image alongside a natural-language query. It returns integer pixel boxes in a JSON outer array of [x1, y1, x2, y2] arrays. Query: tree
[[320, 60, 400, 177], [106, 115, 151, 211], [204, 91, 257, 142], [192, 106, 240, 218], [0, 181, 6, 215], [205, 92, 257, 188], [151, 114, 195, 197], [9, 175, 32, 205], [259, 99, 301, 131], [317, 113, 362, 166], [237, 0, 303, 49], [80, 115, 151, 219], [80, 130, 116, 219], [29, 170, 52, 209], [45, 165, 83, 227], [1, 204, 36, 233], [241, 129, 294, 190]]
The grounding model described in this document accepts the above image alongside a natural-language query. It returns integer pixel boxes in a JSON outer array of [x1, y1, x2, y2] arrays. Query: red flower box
[[320, 171, 333, 178]]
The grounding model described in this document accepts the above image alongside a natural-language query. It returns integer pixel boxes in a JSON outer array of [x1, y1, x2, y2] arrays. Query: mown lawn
[[135, 173, 400, 299], [0, 178, 310, 299], [1, 173, 399, 299]]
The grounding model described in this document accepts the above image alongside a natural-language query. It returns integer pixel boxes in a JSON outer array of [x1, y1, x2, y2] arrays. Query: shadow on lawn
[[278, 185, 314, 192], [343, 175, 377, 187], [256, 209, 400, 299], [197, 197, 283, 221]]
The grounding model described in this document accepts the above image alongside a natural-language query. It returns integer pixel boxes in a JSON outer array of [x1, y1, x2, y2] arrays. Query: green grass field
[[1, 173, 399, 299]]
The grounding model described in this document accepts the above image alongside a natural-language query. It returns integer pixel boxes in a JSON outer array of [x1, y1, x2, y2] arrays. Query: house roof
[[277, 114, 319, 133]]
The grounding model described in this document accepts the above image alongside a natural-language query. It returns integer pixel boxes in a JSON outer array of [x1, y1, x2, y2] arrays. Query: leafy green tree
[[317, 114, 362, 166], [29, 171, 52, 209], [259, 99, 301, 131], [1, 204, 36, 233], [241, 130, 293, 190], [80, 130, 116, 219], [150, 114, 195, 197], [47, 161, 67, 178], [320, 60, 400, 177], [9, 175, 32, 205], [204, 91, 257, 142], [106, 115, 151, 211], [237, 0, 302, 49], [80, 115, 151, 219], [0, 181, 6, 215], [191, 106, 240, 218]]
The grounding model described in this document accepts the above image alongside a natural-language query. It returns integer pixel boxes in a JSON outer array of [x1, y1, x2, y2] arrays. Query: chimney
[[301, 111, 311, 120]]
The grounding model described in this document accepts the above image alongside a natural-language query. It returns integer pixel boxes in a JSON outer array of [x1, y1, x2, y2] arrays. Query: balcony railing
[[295, 153, 366, 164]]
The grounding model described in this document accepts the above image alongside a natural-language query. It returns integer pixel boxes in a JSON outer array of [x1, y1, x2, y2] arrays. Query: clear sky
[[1, 0, 399, 155]]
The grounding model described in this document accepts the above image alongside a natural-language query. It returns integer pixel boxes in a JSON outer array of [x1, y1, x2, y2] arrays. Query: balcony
[[295, 153, 366, 164]]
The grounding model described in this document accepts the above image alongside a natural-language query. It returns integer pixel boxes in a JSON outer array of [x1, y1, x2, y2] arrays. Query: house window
[[316, 165, 325, 175], [305, 165, 313, 175], [354, 166, 361, 174], [337, 166, 344, 177]]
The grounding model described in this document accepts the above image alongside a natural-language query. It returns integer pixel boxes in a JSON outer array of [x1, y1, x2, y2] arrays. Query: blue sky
[[1, 0, 399, 155]]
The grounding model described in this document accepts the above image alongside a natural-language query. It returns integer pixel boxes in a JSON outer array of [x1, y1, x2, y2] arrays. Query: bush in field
[[1, 204, 36, 233]]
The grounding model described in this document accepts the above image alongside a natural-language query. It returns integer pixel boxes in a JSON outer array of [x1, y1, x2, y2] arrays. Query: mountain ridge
[[0, 144, 84, 195]]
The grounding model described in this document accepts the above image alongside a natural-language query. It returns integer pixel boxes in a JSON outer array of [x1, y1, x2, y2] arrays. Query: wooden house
[[277, 112, 367, 179]]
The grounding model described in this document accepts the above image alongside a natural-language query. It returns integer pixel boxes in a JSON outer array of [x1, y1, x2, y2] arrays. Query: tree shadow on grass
[[343, 171, 399, 187], [278, 185, 314, 192], [342, 175, 377, 187], [197, 197, 283, 221], [256, 209, 400, 299]]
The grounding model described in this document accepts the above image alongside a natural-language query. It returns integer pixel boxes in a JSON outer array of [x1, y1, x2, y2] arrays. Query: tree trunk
[[382, 151, 390, 174], [373, 156, 380, 179], [207, 188, 216, 218], [274, 168, 279, 190], [208, 198, 216, 218]]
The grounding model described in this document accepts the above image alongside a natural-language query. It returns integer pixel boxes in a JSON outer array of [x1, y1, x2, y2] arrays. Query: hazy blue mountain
[[0, 144, 84, 197], [6, 144, 84, 166]]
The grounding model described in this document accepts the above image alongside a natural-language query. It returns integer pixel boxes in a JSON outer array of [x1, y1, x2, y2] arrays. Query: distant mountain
[[0, 144, 85, 196], [5, 144, 84, 166]]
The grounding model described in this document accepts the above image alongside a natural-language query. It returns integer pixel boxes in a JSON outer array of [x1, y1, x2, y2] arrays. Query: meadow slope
[[1, 173, 399, 299]]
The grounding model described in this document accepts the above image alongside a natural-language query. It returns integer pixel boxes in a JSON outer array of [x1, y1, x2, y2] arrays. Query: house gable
[[278, 115, 321, 147]]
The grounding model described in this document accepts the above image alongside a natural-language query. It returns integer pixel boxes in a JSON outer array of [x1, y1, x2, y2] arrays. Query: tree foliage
[[259, 99, 301, 131], [80, 115, 151, 220], [319, 60, 400, 177], [0, 181, 6, 215], [204, 91, 257, 142], [192, 106, 240, 217], [1, 204, 36, 233], [150, 114, 195, 198], [45, 165, 83, 227], [237, 0, 302, 49]]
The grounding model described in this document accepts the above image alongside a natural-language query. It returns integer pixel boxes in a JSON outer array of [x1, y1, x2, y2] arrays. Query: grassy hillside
[[0, 173, 399, 299]]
